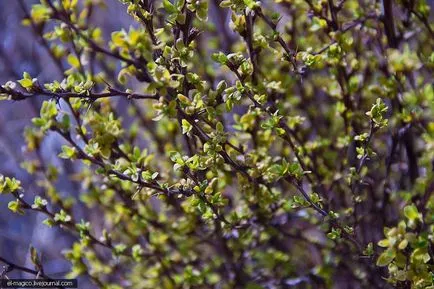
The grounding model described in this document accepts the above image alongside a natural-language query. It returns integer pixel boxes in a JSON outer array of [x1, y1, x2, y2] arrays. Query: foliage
[[0, 0, 433, 288]]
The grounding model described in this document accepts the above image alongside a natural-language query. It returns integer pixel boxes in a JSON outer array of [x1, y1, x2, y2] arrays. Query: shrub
[[0, 0, 433, 288]]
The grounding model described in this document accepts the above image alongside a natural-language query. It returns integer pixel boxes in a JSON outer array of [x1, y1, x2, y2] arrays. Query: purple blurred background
[[0, 0, 139, 283]]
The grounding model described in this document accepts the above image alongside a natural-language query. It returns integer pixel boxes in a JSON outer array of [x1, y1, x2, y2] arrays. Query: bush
[[0, 0, 433, 288]]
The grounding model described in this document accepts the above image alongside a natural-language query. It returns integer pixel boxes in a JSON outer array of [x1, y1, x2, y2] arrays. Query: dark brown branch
[[0, 86, 158, 102], [0, 257, 53, 281]]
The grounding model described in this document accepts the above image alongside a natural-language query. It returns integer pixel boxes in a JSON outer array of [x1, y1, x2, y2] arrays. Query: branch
[[382, 0, 398, 48], [0, 256, 53, 280], [0, 86, 158, 102]]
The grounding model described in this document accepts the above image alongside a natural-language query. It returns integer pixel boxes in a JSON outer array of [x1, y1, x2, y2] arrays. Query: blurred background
[[0, 0, 140, 284]]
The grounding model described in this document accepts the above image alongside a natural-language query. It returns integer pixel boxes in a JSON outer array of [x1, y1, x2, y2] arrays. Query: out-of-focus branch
[[0, 256, 52, 280], [0, 86, 158, 101]]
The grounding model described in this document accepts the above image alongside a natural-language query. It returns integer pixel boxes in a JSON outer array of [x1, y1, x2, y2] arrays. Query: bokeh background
[[0, 0, 152, 284]]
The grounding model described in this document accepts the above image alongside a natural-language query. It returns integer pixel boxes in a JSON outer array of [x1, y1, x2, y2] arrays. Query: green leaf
[[59, 145, 77, 159], [327, 228, 342, 240], [169, 151, 182, 162], [196, 1, 208, 21], [43, 218, 55, 227], [40, 101, 58, 119], [376, 248, 396, 266], [177, 93, 191, 105], [54, 210, 72, 223], [8, 200, 24, 215], [211, 52, 228, 64], [76, 219, 90, 234], [163, 0, 177, 14], [114, 243, 127, 256], [403, 204, 420, 221], [377, 239, 390, 247], [30, 246, 41, 268], [32, 196, 48, 209], [220, 0, 232, 8], [18, 78, 33, 89], [132, 244, 144, 261], [363, 242, 374, 256], [67, 54, 80, 68], [182, 119, 193, 135], [0, 176, 22, 195]]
